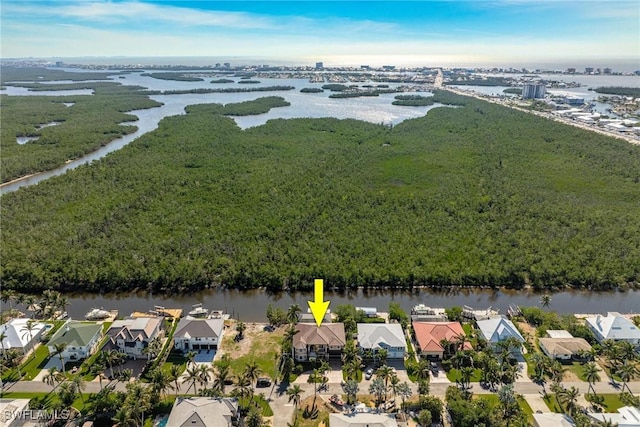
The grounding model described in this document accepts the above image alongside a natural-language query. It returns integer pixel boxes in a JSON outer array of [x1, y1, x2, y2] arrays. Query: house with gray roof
[[585, 312, 640, 345], [47, 320, 102, 362], [102, 316, 164, 360], [166, 397, 238, 427], [173, 318, 224, 352], [357, 323, 406, 359], [476, 316, 525, 352]]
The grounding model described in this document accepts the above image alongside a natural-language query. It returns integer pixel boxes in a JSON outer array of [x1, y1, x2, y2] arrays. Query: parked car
[[365, 368, 374, 380], [256, 377, 272, 387], [430, 362, 438, 372]]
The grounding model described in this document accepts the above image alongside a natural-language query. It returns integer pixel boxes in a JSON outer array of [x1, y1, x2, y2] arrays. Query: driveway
[[522, 393, 549, 413]]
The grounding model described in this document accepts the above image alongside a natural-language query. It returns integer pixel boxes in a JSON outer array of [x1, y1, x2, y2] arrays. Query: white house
[[166, 397, 238, 427], [357, 323, 406, 359], [173, 318, 224, 351], [329, 412, 399, 427], [476, 316, 525, 351], [585, 313, 640, 345], [588, 406, 640, 427], [0, 318, 47, 355], [47, 320, 103, 362], [103, 317, 164, 359]]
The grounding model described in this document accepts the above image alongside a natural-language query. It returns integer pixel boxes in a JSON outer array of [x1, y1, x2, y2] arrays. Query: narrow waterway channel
[[45, 288, 640, 322]]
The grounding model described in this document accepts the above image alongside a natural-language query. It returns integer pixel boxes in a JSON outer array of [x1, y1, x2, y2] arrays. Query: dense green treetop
[[0, 83, 161, 182], [592, 87, 640, 97], [2, 92, 640, 294]]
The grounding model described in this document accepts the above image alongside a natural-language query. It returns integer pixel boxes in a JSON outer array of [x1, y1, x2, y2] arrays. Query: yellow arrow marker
[[308, 279, 330, 327]]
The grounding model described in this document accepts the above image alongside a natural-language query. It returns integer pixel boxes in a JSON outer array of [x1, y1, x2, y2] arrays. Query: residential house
[[475, 316, 525, 352], [533, 413, 576, 427], [412, 322, 472, 359], [0, 398, 30, 427], [539, 335, 592, 361], [166, 397, 239, 427], [173, 317, 224, 352], [329, 412, 405, 427], [585, 313, 640, 345], [588, 406, 640, 427], [47, 320, 102, 362], [292, 323, 346, 362], [0, 318, 47, 355], [102, 317, 164, 360], [357, 323, 406, 359]]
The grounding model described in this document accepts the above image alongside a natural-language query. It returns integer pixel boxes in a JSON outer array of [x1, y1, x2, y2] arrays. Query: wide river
[[3, 69, 639, 315]]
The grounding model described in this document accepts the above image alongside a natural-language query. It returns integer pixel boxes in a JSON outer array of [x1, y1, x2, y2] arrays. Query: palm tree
[[235, 374, 253, 399], [287, 304, 302, 324], [112, 407, 135, 427], [0, 331, 7, 357], [89, 361, 106, 390], [236, 321, 246, 340], [183, 365, 200, 394], [42, 367, 64, 390], [197, 363, 214, 391], [369, 377, 387, 409], [396, 382, 412, 412], [213, 363, 231, 394], [20, 320, 38, 359], [415, 359, 432, 383], [377, 348, 389, 366], [583, 362, 601, 395], [342, 379, 359, 405], [459, 366, 474, 391], [185, 350, 197, 367], [149, 367, 173, 398], [70, 375, 86, 404], [286, 384, 303, 417], [1, 290, 16, 311], [376, 364, 395, 400], [390, 374, 400, 402], [558, 386, 581, 416], [245, 405, 265, 427], [243, 360, 262, 389], [169, 364, 182, 396], [540, 294, 552, 308], [616, 363, 638, 394], [52, 342, 67, 373]]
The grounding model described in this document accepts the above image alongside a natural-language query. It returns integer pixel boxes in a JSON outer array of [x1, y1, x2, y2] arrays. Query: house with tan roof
[[102, 316, 164, 360], [292, 323, 346, 362], [539, 336, 592, 361], [412, 322, 471, 359]]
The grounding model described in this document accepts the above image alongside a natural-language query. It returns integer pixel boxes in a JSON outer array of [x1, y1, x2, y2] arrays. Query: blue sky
[[2, 1, 639, 68]]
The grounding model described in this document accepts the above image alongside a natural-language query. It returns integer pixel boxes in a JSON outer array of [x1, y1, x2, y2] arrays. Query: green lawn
[[599, 394, 626, 413], [238, 394, 274, 417], [161, 349, 187, 376], [543, 394, 563, 413], [563, 362, 589, 381], [1, 391, 91, 412], [20, 344, 51, 380], [523, 352, 536, 378], [517, 396, 534, 425], [446, 368, 482, 383], [227, 330, 283, 380]]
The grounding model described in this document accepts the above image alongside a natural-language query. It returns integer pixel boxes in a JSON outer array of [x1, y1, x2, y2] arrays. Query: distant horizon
[[2, 1, 638, 72], [4, 55, 640, 74]]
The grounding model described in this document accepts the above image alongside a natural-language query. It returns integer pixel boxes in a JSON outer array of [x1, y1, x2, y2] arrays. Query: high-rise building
[[522, 83, 546, 99], [585, 67, 594, 74], [315, 62, 323, 70], [566, 68, 576, 73], [603, 68, 612, 74]]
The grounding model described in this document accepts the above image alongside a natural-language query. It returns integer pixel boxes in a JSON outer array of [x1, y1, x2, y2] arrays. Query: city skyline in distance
[[2, 1, 639, 71]]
